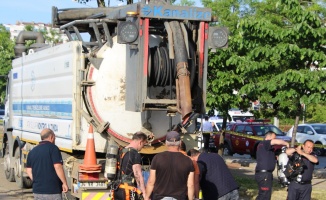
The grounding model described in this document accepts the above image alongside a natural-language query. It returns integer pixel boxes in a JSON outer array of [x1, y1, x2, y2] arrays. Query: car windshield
[[311, 125, 326, 135], [253, 125, 284, 136]]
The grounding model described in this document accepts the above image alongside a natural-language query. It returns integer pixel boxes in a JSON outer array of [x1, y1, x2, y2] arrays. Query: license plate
[[79, 181, 107, 189]]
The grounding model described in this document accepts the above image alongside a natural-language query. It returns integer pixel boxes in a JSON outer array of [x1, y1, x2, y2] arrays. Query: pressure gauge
[[118, 21, 139, 43], [210, 28, 228, 48]]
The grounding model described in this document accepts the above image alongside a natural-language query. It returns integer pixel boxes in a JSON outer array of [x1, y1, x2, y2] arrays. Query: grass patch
[[234, 176, 325, 199]]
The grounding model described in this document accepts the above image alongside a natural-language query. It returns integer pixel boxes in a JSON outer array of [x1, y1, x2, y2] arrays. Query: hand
[[62, 183, 69, 193], [296, 145, 304, 155], [286, 143, 290, 148]]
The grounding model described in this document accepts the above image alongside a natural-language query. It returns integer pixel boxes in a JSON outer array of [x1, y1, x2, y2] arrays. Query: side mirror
[[307, 131, 313, 135]]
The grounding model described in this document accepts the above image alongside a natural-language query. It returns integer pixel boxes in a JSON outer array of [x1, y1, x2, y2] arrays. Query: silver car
[[287, 123, 326, 156]]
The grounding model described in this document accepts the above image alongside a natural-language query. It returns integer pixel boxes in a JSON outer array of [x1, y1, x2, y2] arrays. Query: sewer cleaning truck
[[1, 0, 227, 198]]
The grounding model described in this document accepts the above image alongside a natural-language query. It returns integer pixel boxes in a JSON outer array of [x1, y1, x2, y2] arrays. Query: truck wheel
[[14, 148, 33, 188], [223, 143, 233, 156], [4, 140, 15, 182]]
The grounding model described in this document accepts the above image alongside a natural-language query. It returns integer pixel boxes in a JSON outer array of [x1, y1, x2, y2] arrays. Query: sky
[[0, 0, 203, 25], [0, 0, 119, 25]]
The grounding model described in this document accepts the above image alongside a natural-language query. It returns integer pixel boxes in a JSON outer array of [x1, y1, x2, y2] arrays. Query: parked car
[[0, 109, 4, 119], [214, 119, 291, 158], [287, 124, 326, 156]]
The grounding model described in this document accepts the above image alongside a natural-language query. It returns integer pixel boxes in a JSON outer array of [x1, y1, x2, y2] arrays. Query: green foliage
[[177, 0, 195, 6], [0, 25, 14, 103], [305, 103, 326, 123], [204, 0, 326, 124], [39, 27, 62, 45], [24, 25, 36, 49], [203, 0, 255, 120]]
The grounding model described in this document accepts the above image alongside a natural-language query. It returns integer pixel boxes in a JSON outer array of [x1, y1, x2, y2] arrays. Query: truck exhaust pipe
[[169, 21, 192, 120], [14, 31, 45, 58]]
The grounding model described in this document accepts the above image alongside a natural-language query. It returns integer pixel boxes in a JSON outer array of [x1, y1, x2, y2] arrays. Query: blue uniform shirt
[[255, 140, 276, 171], [26, 141, 63, 194]]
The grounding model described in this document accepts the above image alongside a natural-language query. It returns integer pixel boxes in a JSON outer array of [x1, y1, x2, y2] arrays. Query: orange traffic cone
[[79, 124, 102, 172]]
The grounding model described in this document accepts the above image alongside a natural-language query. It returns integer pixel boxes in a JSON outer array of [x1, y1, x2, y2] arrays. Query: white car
[[287, 123, 326, 156]]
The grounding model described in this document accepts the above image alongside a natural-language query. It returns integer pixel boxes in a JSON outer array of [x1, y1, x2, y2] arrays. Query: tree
[[39, 27, 62, 45], [178, 0, 195, 6], [202, 0, 254, 155], [0, 25, 14, 103], [203, 0, 326, 154], [236, 0, 326, 146]]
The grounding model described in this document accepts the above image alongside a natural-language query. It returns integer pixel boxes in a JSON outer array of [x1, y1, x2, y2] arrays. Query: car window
[[235, 125, 245, 133], [226, 124, 233, 131], [0, 110, 4, 115], [311, 125, 326, 134], [213, 124, 218, 132], [253, 125, 283, 136], [216, 123, 222, 130], [303, 126, 313, 134], [244, 126, 253, 134], [297, 126, 304, 133]]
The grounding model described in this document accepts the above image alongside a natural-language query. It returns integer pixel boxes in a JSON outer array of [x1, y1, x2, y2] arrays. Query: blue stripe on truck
[[12, 102, 72, 116]]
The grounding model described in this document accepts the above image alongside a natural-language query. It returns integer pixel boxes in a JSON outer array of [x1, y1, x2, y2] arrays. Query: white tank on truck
[[1, 0, 227, 198]]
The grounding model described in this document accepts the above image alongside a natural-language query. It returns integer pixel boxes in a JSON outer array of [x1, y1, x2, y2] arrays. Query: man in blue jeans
[[26, 128, 68, 200]]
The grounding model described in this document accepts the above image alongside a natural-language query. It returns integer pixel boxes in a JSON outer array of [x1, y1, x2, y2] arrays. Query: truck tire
[[14, 147, 33, 188], [223, 143, 233, 156], [4, 140, 15, 182]]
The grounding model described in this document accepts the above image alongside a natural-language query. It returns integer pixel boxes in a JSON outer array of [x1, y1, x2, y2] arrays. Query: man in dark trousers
[[26, 128, 68, 200], [286, 139, 318, 200], [188, 149, 239, 200], [255, 131, 289, 200], [200, 116, 213, 151]]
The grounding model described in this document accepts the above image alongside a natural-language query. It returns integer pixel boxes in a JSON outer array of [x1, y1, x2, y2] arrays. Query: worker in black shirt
[[286, 139, 318, 200], [255, 131, 289, 200]]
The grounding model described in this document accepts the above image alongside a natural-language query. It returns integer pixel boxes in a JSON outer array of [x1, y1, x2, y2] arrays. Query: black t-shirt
[[26, 141, 63, 194], [255, 140, 276, 171], [151, 151, 194, 200], [197, 152, 239, 199], [301, 153, 317, 182], [121, 148, 142, 176]]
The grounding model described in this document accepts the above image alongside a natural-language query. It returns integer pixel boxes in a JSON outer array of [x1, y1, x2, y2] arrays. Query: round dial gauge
[[119, 21, 138, 43], [212, 29, 228, 48]]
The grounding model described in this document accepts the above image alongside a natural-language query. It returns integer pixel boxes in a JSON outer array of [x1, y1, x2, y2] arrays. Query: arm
[[285, 147, 296, 156], [26, 167, 33, 181], [54, 163, 68, 193], [194, 173, 200, 198], [187, 172, 195, 200], [270, 139, 289, 147], [132, 164, 146, 198], [145, 169, 156, 200], [296, 146, 318, 163]]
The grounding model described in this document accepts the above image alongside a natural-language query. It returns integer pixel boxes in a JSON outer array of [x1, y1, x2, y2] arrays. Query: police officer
[[286, 139, 318, 200], [255, 131, 289, 200]]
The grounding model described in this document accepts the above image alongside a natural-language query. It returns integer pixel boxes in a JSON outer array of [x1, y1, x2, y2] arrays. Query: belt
[[294, 181, 311, 185], [255, 170, 273, 173]]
